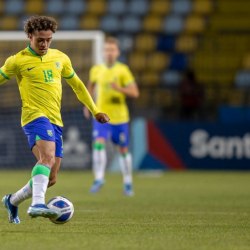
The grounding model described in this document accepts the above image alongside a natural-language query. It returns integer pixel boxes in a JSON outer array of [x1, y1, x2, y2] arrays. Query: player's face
[[103, 43, 120, 65], [29, 30, 53, 56]]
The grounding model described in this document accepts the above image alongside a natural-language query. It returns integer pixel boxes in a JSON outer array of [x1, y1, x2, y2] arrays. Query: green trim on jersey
[[63, 72, 75, 79], [0, 69, 10, 80], [28, 45, 40, 56], [31, 164, 51, 177]]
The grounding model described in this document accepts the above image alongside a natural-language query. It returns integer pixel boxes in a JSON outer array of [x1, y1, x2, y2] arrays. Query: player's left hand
[[95, 112, 110, 124]]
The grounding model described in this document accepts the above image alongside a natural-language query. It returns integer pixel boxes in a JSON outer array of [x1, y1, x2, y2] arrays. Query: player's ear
[[27, 33, 32, 40]]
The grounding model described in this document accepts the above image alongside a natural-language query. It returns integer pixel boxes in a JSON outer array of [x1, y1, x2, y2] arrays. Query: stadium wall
[[0, 109, 92, 169], [1, 110, 250, 171]]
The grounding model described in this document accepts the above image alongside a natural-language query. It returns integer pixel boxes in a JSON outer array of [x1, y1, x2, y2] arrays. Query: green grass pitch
[[0, 170, 250, 250]]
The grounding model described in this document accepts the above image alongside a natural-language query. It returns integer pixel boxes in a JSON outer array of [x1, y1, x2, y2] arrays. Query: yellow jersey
[[0, 45, 99, 127], [90, 62, 135, 124]]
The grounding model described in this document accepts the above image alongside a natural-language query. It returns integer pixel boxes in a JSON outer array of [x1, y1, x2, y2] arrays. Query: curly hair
[[24, 16, 58, 35]]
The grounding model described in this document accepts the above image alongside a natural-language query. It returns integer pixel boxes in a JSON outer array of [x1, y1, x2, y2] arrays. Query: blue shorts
[[22, 117, 63, 158], [93, 120, 129, 147]]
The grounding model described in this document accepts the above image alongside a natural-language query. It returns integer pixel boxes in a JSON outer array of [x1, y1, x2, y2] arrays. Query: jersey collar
[[104, 61, 118, 68], [27, 44, 48, 57]]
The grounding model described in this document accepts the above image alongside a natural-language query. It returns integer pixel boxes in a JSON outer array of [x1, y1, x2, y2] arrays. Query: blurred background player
[[84, 37, 139, 196], [1, 15, 109, 224]]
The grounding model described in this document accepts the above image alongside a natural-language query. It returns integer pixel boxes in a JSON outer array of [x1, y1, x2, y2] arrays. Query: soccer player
[[83, 37, 139, 196], [0, 16, 109, 224]]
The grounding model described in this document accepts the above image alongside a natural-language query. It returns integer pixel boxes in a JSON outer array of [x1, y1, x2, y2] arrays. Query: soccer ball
[[47, 196, 74, 224]]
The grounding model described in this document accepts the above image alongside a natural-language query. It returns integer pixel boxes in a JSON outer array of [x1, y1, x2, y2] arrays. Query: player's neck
[[28, 44, 48, 57], [105, 61, 117, 68]]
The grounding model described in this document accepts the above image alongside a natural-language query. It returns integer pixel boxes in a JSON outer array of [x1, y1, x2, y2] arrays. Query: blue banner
[[132, 119, 250, 170]]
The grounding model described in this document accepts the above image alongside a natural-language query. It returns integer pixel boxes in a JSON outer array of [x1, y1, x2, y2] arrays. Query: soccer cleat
[[90, 180, 104, 193], [27, 204, 59, 218], [124, 183, 134, 197], [2, 194, 21, 224]]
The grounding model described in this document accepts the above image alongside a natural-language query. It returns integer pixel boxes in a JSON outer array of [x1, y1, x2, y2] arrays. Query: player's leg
[[27, 123, 63, 217], [7, 145, 39, 206], [90, 137, 107, 192], [2, 118, 59, 222], [31, 140, 55, 205], [9, 126, 62, 204], [22, 118, 57, 218], [111, 123, 134, 196], [48, 124, 63, 187], [48, 157, 61, 187], [5, 155, 61, 211], [90, 120, 109, 193], [2, 140, 56, 223], [118, 146, 134, 196], [2, 142, 40, 224], [30, 145, 61, 187], [7, 147, 60, 208], [27, 139, 59, 218]]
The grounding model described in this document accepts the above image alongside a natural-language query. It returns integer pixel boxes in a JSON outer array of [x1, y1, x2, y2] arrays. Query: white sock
[[93, 148, 107, 181], [10, 182, 32, 206], [32, 174, 49, 205], [119, 153, 133, 184]]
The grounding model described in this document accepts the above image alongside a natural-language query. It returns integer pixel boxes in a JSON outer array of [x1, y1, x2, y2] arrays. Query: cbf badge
[[47, 130, 53, 137], [55, 62, 60, 69]]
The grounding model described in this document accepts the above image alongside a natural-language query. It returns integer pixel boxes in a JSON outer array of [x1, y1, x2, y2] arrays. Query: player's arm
[[111, 82, 139, 98], [111, 65, 139, 98], [65, 74, 109, 123], [62, 55, 109, 123], [83, 65, 98, 119], [0, 70, 9, 85], [0, 55, 16, 85]]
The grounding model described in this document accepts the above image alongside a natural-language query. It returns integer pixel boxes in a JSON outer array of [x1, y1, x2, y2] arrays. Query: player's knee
[[41, 153, 55, 167], [119, 147, 128, 154], [47, 156, 56, 167]]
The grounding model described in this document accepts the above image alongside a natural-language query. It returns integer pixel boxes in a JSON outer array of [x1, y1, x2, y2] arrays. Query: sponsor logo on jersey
[[27, 67, 35, 71]]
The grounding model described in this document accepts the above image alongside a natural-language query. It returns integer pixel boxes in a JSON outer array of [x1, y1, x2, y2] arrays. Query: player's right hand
[[95, 113, 110, 124]]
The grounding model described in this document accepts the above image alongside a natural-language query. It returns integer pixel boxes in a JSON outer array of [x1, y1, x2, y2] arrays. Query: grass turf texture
[[0, 171, 250, 250]]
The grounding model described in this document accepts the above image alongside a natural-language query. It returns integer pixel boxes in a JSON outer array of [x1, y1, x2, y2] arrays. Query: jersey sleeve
[[121, 65, 135, 87], [0, 55, 17, 84], [61, 53, 75, 79]]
